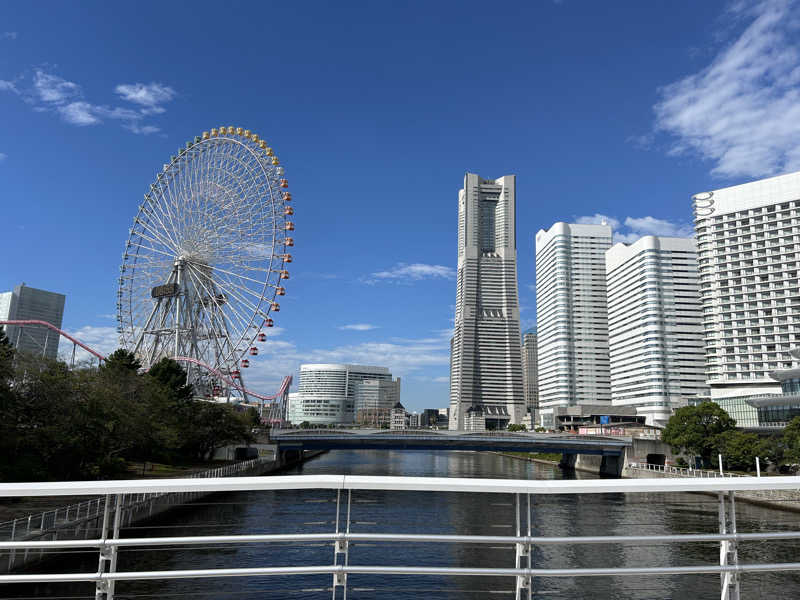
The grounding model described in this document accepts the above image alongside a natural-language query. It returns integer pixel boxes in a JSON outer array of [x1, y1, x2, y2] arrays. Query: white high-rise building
[[535, 223, 612, 425], [606, 236, 707, 426], [449, 173, 525, 430], [522, 329, 538, 417], [694, 170, 800, 400], [293, 364, 396, 425], [0, 283, 66, 360]]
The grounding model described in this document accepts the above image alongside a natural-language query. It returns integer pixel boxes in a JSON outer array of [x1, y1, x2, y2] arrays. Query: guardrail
[[629, 462, 745, 478], [0, 457, 268, 574], [3, 474, 800, 599]]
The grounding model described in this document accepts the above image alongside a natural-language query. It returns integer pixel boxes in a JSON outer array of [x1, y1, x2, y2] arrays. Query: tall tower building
[[522, 329, 538, 417], [694, 170, 800, 402], [449, 173, 524, 430], [606, 236, 707, 426], [0, 283, 66, 360], [535, 223, 612, 427]]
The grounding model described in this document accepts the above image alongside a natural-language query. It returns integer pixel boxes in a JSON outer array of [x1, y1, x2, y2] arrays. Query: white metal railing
[[629, 462, 746, 478], [3, 474, 800, 599], [0, 458, 267, 546]]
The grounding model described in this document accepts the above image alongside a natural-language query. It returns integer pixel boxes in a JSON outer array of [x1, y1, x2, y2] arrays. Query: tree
[[100, 348, 142, 374], [713, 430, 763, 472], [507, 423, 527, 432], [661, 403, 736, 467], [781, 416, 800, 465], [147, 358, 193, 404], [181, 403, 254, 460]]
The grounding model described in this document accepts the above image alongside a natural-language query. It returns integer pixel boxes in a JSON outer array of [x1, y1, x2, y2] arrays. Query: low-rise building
[[390, 402, 407, 430]]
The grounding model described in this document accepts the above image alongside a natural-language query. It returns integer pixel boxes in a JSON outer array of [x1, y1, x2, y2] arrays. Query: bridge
[[270, 429, 632, 475]]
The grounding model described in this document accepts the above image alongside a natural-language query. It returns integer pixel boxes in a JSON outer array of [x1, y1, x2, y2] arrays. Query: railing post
[[331, 488, 350, 598], [95, 495, 112, 600], [719, 491, 741, 600], [8, 520, 16, 570], [515, 493, 531, 600]]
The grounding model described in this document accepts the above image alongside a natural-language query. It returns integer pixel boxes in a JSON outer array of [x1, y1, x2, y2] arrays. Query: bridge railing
[[3, 474, 800, 599]]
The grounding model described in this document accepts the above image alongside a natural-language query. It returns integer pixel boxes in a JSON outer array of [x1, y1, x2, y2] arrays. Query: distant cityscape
[[6, 170, 800, 435]]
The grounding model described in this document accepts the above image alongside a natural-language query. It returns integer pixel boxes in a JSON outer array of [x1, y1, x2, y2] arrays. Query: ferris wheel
[[116, 126, 294, 398]]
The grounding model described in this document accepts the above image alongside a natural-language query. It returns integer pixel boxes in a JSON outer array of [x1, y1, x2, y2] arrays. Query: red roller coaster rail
[[0, 319, 291, 402]]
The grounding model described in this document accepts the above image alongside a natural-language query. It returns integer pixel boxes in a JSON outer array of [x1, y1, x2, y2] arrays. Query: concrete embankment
[[491, 451, 561, 467], [624, 467, 800, 513], [0, 449, 326, 573]]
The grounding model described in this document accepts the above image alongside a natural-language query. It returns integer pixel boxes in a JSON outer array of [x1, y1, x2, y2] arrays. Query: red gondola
[[280, 179, 289, 188], [232, 370, 241, 378], [257, 333, 267, 342], [249, 347, 259, 356], [276, 286, 285, 296], [263, 318, 274, 328], [241, 359, 250, 368]]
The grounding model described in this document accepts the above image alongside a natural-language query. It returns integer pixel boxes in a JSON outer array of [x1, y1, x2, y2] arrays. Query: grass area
[[504, 452, 562, 463], [123, 460, 235, 478]]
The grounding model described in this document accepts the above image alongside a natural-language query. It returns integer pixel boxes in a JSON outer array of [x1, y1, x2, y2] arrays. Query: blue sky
[[2, 1, 800, 411]]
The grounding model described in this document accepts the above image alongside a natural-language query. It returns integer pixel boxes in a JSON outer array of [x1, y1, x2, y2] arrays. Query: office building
[[292, 364, 396, 426], [354, 377, 402, 426], [522, 329, 539, 417], [0, 283, 66, 360], [694, 170, 800, 400], [606, 236, 707, 426], [535, 223, 613, 427], [449, 173, 525, 430]]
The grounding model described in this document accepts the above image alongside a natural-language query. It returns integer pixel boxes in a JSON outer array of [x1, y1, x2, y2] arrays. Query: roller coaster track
[[0, 319, 291, 406]]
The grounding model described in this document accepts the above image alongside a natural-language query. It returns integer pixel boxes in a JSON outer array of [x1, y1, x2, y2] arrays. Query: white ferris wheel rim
[[116, 127, 292, 375]]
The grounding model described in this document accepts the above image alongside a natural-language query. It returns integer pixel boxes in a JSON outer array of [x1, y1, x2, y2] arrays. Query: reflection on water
[[7, 450, 800, 599]]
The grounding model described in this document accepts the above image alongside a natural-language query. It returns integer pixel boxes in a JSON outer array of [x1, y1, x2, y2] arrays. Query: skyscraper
[[0, 283, 66, 360], [449, 173, 524, 430], [535, 223, 612, 428], [522, 329, 539, 418], [606, 236, 707, 426], [694, 170, 800, 400]]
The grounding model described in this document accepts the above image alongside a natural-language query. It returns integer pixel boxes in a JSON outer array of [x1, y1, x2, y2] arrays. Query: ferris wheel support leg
[[72, 343, 76, 368], [174, 261, 183, 360]]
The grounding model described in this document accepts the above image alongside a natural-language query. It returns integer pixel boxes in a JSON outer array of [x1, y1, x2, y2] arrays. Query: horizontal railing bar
[[2, 474, 800, 498], [4, 530, 800, 551], [5, 562, 800, 583]]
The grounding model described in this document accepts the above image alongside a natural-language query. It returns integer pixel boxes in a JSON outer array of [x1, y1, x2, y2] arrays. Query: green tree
[[661, 403, 736, 467], [147, 358, 193, 404], [507, 423, 527, 432], [781, 416, 800, 464], [101, 348, 142, 374], [713, 430, 762, 472], [181, 403, 254, 460]]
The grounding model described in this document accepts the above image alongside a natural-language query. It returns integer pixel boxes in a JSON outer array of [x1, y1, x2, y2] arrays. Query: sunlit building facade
[[606, 236, 707, 426], [535, 223, 612, 427], [449, 173, 525, 430], [0, 283, 66, 360]]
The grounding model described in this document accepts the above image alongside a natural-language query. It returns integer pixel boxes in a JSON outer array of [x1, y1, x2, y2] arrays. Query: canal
[[10, 449, 800, 599]]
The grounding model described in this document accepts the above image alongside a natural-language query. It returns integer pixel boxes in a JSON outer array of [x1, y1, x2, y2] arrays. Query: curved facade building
[[294, 364, 394, 425]]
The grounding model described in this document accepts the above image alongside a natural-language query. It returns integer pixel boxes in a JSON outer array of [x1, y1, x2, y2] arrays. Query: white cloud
[[574, 214, 620, 229], [577, 213, 694, 244], [338, 324, 378, 331], [654, 0, 800, 178], [1, 70, 173, 134], [366, 262, 456, 283], [33, 71, 81, 104], [431, 376, 449, 383], [58, 102, 101, 126], [115, 83, 176, 108], [59, 325, 120, 363], [1, 32, 17, 40], [623, 216, 693, 238]]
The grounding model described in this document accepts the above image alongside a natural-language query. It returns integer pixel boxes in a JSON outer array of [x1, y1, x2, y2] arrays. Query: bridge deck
[[270, 429, 630, 456]]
